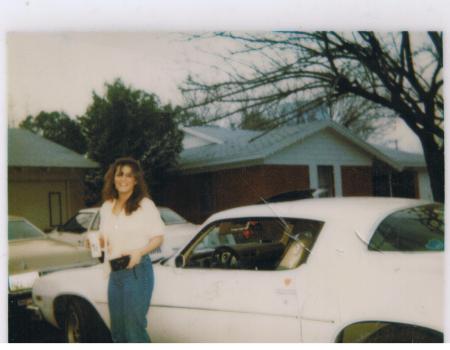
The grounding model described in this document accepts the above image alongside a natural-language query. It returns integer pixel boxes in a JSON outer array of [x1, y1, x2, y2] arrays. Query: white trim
[[334, 165, 343, 197], [309, 164, 318, 189]]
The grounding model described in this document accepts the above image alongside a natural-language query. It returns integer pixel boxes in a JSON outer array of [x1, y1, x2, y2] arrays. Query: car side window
[[60, 212, 94, 234], [181, 217, 323, 271], [369, 204, 444, 252]]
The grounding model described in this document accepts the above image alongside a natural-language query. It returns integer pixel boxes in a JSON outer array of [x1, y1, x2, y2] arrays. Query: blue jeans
[[108, 255, 154, 342]]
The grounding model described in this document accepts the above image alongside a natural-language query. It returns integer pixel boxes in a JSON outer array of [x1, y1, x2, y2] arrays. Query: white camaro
[[32, 197, 444, 343]]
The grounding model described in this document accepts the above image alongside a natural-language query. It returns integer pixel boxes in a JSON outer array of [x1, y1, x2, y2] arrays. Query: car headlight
[[8, 271, 40, 292]]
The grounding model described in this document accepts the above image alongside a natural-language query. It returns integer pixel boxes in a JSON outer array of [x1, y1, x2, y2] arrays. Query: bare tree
[[181, 31, 443, 202]]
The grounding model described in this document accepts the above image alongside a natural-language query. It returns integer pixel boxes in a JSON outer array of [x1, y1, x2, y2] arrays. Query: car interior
[[180, 217, 323, 271]]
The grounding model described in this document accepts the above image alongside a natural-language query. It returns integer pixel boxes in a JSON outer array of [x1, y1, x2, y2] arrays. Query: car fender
[[33, 264, 109, 328]]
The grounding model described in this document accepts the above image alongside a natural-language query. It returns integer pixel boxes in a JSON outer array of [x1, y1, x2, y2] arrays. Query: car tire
[[64, 298, 111, 343], [362, 324, 443, 343]]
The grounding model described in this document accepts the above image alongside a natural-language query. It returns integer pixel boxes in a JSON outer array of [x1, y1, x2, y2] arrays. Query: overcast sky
[[7, 32, 227, 121], [7, 31, 426, 152]]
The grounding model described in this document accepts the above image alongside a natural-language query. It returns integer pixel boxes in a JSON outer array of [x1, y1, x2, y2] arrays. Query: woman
[[99, 157, 164, 343]]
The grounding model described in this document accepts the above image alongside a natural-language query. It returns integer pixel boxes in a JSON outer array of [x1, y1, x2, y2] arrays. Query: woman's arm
[[126, 235, 164, 269]]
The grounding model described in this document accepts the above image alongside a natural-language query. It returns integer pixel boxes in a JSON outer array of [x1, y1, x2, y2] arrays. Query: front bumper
[[9, 290, 32, 313], [9, 290, 43, 321], [25, 303, 43, 321]]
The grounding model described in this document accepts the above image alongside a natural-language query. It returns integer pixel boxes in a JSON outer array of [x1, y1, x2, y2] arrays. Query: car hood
[[9, 238, 97, 275]]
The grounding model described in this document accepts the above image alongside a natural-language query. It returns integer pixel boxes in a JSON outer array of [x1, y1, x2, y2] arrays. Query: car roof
[[204, 197, 433, 239]]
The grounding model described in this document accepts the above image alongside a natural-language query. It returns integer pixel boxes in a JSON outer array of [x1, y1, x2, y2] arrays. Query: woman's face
[[114, 165, 137, 196]]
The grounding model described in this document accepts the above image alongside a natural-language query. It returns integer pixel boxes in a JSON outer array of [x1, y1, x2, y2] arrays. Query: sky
[[7, 31, 426, 153], [7, 32, 230, 122]]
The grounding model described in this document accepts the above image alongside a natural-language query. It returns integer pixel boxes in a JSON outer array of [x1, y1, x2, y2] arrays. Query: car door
[[149, 217, 323, 342]]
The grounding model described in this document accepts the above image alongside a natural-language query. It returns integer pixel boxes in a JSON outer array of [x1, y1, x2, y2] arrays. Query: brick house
[[160, 121, 430, 224]]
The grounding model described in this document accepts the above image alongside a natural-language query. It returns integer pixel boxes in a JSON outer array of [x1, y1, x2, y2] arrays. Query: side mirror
[[175, 255, 185, 268]]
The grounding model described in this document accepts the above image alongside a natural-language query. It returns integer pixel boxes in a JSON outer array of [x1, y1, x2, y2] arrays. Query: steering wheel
[[212, 246, 239, 268]]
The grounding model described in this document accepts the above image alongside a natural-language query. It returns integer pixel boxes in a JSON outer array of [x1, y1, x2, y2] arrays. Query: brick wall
[[163, 165, 309, 223]]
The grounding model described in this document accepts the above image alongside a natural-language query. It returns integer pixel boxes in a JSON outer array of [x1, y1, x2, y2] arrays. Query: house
[[160, 121, 431, 223], [8, 128, 99, 230]]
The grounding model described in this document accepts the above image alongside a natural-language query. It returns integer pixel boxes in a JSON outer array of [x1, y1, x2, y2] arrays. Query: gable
[[266, 129, 373, 166]]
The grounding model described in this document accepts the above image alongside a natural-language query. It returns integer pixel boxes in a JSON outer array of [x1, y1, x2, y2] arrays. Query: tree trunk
[[419, 134, 444, 203]]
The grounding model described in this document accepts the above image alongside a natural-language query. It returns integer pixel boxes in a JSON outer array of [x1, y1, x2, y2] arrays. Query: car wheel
[[64, 298, 111, 343]]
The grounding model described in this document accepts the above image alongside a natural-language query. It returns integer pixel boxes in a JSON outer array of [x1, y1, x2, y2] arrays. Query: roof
[[179, 121, 424, 173], [372, 145, 426, 168], [8, 128, 99, 168], [182, 125, 259, 144]]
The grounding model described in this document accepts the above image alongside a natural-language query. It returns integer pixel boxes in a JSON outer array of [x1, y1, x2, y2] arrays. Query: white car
[[47, 206, 199, 261], [32, 197, 444, 343]]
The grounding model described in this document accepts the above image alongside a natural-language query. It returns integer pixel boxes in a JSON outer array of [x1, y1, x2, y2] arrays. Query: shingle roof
[[182, 125, 260, 144], [8, 128, 99, 168], [179, 121, 425, 173], [372, 145, 425, 168]]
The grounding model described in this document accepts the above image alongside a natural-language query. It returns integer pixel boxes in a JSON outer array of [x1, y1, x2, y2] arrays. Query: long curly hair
[[102, 157, 150, 215]]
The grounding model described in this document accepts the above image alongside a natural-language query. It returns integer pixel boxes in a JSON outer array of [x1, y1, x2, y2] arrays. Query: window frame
[[48, 192, 63, 227], [368, 204, 444, 252], [177, 216, 324, 271]]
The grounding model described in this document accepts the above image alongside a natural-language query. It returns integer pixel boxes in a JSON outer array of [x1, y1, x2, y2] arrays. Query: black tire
[[363, 324, 443, 343], [64, 298, 111, 343]]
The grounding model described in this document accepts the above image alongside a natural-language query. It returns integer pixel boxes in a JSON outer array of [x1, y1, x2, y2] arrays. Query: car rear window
[[60, 212, 94, 233], [369, 204, 444, 252], [159, 207, 188, 225]]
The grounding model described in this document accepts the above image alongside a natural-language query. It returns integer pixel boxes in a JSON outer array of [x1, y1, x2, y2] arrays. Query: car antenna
[[257, 195, 312, 252], [354, 230, 383, 253]]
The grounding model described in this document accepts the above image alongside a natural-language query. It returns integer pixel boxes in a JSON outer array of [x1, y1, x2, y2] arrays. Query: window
[[318, 165, 335, 196], [159, 207, 188, 225], [60, 212, 95, 234], [199, 174, 214, 215], [48, 192, 62, 227], [8, 219, 46, 241], [369, 204, 444, 252], [180, 217, 324, 271]]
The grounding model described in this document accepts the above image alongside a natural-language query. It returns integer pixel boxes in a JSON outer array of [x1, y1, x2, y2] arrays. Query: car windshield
[[369, 204, 444, 252], [159, 207, 188, 225], [59, 212, 95, 233], [9, 219, 46, 241]]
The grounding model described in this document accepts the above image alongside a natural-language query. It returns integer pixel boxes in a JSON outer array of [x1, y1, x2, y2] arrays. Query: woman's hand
[[125, 249, 142, 269]]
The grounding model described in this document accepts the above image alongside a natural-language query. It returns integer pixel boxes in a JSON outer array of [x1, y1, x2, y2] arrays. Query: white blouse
[[99, 197, 165, 260]]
